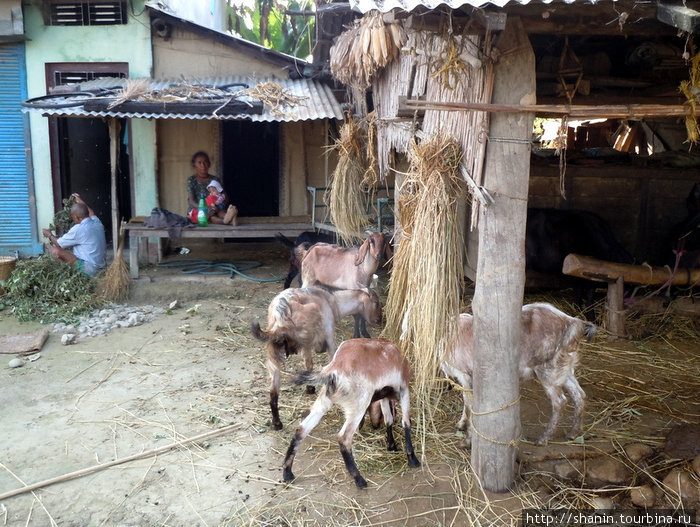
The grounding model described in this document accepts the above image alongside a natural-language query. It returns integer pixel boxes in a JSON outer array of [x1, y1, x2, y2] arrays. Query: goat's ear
[[355, 238, 370, 265]]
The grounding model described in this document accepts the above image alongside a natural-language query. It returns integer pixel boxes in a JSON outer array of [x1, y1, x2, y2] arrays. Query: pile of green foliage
[[1, 255, 102, 324]]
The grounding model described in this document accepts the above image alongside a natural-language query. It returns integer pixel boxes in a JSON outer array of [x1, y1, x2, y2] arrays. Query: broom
[[96, 220, 130, 303]]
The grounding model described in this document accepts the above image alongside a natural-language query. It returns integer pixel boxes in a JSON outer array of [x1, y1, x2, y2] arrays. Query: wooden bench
[[125, 216, 312, 278]]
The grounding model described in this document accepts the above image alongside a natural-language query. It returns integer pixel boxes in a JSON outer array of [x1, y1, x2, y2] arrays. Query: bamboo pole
[[0, 423, 242, 501], [399, 97, 693, 119], [109, 119, 121, 249]]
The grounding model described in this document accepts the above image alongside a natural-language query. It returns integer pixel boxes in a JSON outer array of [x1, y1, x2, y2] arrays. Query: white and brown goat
[[282, 338, 420, 488], [298, 231, 388, 292], [251, 286, 382, 430], [441, 302, 596, 446]]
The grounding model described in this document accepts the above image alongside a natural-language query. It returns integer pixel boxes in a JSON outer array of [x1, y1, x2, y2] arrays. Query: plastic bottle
[[197, 196, 208, 227]]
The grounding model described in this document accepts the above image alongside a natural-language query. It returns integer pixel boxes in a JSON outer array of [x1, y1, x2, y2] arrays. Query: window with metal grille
[[47, 1, 127, 26], [53, 70, 125, 86]]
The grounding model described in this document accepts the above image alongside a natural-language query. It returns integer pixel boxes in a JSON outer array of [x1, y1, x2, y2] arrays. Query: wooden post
[[471, 17, 535, 492], [607, 276, 626, 338], [109, 119, 121, 250]]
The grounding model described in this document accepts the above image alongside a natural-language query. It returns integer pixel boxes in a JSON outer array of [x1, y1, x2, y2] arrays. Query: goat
[[251, 286, 382, 430], [299, 231, 388, 292], [251, 286, 339, 430], [275, 231, 338, 289], [282, 338, 420, 488], [331, 287, 382, 338], [441, 303, 596, 446]]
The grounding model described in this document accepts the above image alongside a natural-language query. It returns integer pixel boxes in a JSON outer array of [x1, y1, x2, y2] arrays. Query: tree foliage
[[227, 0, 315, 60]]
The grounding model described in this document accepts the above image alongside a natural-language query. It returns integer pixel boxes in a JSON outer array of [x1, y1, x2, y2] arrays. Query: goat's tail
[[583, 322, 597, 342], [274, 232, 295, 249], [293, 371, 337, 393], [251, 320, 269, 342]]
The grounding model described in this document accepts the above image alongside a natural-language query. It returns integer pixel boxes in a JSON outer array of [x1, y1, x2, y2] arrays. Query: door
[[222, 121, 280, 216]]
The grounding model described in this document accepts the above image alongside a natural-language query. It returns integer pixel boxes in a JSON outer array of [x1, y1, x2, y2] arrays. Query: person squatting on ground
[[42, 194, 106, 277]]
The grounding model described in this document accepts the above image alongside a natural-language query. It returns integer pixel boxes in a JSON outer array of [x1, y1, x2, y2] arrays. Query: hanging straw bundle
[[383, 134, 467, 445], [96, 221, 129, 303], [679, 46, 699, 145], [327, 115, 372, 246]]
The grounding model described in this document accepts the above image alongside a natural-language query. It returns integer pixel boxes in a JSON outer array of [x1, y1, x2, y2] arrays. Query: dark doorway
[[222, 121, 280, 216], [55, 117, 131, 245]]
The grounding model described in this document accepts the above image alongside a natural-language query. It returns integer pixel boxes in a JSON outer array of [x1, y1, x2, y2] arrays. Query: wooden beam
[[562, 253, 700, 286], [398, 97, 692, 119]]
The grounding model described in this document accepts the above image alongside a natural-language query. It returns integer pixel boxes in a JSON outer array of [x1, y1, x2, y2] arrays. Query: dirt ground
[[1, 240, 698, 527]]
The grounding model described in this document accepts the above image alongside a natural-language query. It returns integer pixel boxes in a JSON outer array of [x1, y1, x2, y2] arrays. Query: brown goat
[[299, 232, 387, 292], [251, 286, 383, 430], [282, 338, 420, 488], [441, 303, 595, 446]]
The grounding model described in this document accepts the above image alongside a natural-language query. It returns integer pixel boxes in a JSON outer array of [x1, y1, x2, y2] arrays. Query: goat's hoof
[[283, 468, 295, 482], [354, 475, 368, 488], [407, 454, 420, 467], [534, 437, 548, 446], [458, 438, 471, 449], [387, 443, 398, 452], [306, 385, 316, 395], [273, 421, 283, 431]]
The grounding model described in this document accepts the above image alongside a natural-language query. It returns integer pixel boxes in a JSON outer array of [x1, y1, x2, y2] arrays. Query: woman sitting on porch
[[186, 151, 237, 225]]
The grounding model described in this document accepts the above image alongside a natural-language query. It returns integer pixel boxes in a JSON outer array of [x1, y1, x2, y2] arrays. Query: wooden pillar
[[108, 119, 121, 250], [607, 276, 626, 338], [471, 17, 535, 492]]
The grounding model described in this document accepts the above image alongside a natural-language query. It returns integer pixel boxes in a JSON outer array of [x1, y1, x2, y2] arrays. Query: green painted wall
[[23, 0, 157, 236]]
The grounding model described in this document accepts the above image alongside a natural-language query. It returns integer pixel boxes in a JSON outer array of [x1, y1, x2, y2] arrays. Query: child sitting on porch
[[190, 180, 237, 225]]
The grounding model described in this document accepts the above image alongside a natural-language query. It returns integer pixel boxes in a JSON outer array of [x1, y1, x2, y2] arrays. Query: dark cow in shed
[[526, 208, 634, 316], [667, 183, 700, 270]]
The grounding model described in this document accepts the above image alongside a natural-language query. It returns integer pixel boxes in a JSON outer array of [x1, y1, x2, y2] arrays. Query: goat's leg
[[303, 349, 315, 394], [353, 314, 371, 338], [378, 399, 397, 451], [282, 390, 333, 483], [564, 376, 586, 440], [268, 361, 283, 430], [537, 385, 567, 446], [398, 387, 420, 468], [338, 408, 369, 488]]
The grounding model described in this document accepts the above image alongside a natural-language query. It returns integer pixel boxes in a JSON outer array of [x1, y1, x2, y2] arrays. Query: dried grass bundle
[[362, 111, 379, 188], [679, 48, 700, 145], [96, 222, 129, 303], [242, 81, 307, 116], [330, 12, 406, 91], [107, 78, 151, 109], [327, 116, 370, 245], [384, 134, 467, 446]]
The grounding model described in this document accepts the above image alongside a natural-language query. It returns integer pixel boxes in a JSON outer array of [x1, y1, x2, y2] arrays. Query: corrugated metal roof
[[350, 0, 593, 13], [21, 76, 344, 122]]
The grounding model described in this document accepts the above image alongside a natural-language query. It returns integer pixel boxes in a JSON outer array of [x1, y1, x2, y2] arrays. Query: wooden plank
[[471, 16, 534, 493], [562, 253, 700, 286], [398, 97, 691, 119]]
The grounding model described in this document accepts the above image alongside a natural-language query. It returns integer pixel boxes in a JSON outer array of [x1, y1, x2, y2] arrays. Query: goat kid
[[299, 231, 387, 292], [251, 286, 338, 430], [251, 286, 382, 430], [283, 338, 420, 488], [441, 303, 596, 446]]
